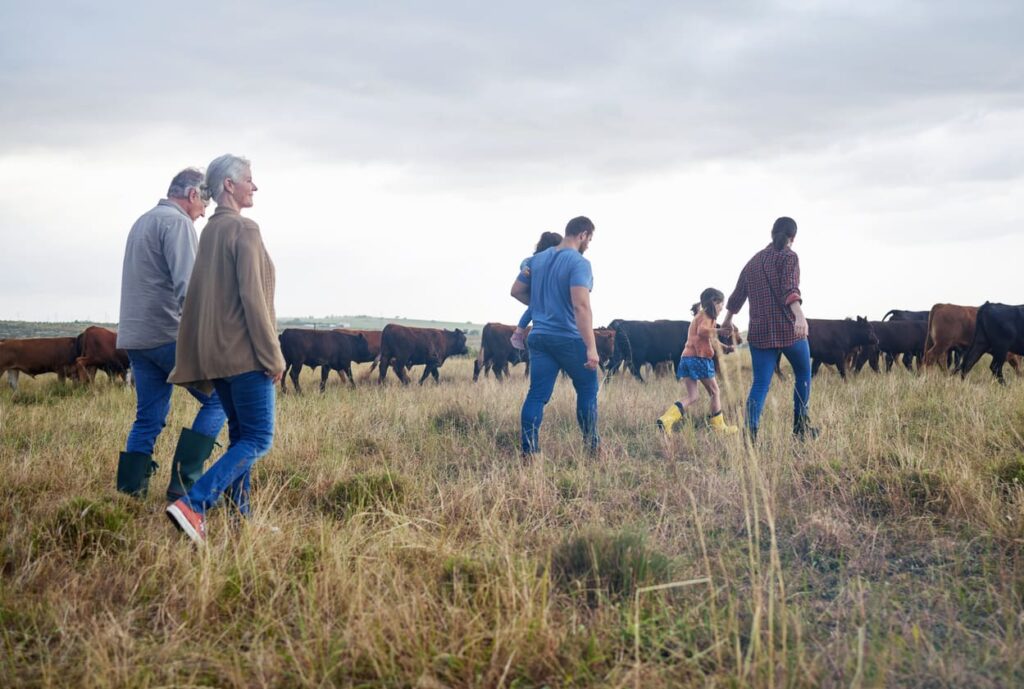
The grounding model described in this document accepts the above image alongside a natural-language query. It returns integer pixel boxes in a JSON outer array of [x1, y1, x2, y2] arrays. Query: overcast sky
[[0, 1, 1021, 329]]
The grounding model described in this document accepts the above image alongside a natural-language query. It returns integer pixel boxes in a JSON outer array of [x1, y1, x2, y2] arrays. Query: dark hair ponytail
[[534, 231, 562, 254], [771, 216, 797, 250], [699, 287, 725, 320]]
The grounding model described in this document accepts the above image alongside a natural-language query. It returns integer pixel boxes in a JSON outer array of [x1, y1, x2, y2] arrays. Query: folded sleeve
[[782, 253, 802, 306]]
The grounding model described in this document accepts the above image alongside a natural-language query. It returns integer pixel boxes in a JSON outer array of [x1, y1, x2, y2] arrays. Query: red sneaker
[[166, 498, 206, 545]]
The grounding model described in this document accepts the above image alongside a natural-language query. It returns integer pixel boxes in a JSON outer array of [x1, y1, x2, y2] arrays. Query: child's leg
[[700, 377, 721, 414], [681, 378, 701, 407]]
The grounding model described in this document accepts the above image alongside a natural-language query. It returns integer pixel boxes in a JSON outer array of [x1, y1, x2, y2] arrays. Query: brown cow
[[0, 337, 80, 390], [378, 324, 468, 385], [923, 304, 978, 370], [279, 328, 371, 393], [473, 323, 529, 381], [74, 326, 130, 383], [594, 327, 616, 371], [333, 329, 383, 383]]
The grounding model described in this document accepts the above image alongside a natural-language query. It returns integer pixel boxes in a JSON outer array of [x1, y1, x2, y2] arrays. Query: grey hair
[[166, 167, 205, 199], [205, 154, 251, 202]]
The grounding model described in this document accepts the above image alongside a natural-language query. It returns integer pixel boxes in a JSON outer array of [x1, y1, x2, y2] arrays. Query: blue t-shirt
[[516, 247, 593, 338]]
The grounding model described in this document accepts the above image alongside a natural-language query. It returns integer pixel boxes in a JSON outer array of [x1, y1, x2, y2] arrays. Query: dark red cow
[[0, 337, 80, 390], [278, 328, 371, 393], [378, 324, 468, 385], [74, 326, 130, 383], [474, 323, 528, 381]]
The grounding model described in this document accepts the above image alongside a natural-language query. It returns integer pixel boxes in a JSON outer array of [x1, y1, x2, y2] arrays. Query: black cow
[[279, 329, 371, 393], [882, 309, 930, 322], [960, 302, 1024, 383], [808, 317, 878, 379], [607, 320, 688, 382], [474, 323, 529, 381], [853, 320, 928, 373]]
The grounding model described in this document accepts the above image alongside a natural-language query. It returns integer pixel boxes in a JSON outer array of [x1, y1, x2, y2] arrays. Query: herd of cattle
[[2, 302, 1023, 392]]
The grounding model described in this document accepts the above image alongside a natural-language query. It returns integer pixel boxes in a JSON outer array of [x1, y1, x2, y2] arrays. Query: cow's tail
[[881, 309, 897, 322]]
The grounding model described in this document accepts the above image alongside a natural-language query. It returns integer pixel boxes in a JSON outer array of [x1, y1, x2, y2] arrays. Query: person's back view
[[116, 168, 226, 500], [510, 216, 600, 455]]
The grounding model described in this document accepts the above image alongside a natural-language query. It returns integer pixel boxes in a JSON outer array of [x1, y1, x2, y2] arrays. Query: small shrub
[[995, 459, 1024, 489], [321, 472, 406, 519], [550, 529, 671, 605], [440, 555, 487, 598], [902, 470, 952, 515], [36, 496, 141, 558], [429, 405, 484, 437]]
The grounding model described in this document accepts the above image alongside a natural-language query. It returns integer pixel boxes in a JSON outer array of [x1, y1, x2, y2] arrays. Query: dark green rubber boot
[[117, 452, 158, 498], [166, 428, 218, 502]]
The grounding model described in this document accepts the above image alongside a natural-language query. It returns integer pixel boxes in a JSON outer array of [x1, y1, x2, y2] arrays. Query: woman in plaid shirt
[[721, 217, 817, 440]]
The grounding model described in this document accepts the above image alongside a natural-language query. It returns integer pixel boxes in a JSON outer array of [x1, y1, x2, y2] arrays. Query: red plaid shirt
[[726, 244, 803, 349]]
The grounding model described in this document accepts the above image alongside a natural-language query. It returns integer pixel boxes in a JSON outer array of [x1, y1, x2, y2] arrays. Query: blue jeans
[[521, 333, 599, 453], [517, 307, 533, 329], [747, 339, 812, 432], [185, 371, 275, 516], [125, 342, 226, 455]]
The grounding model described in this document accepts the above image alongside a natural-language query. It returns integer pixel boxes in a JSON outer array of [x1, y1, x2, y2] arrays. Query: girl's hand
[[722, 344, 735, 354]]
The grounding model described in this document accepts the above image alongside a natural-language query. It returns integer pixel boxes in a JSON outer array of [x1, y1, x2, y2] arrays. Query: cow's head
[[353, 333, 371, 360], [854, 316, 879, 347], [447, 328, 469, 356]]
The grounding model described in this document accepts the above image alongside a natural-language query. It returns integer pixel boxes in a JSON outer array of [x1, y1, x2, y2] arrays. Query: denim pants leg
[[185, 371, 275, 515], [520, 334, 599, 453], [125, 343, 226, 454], [781, 339, 812, 419], [125, 344, 176, 455], [746, 339, 812, 432]]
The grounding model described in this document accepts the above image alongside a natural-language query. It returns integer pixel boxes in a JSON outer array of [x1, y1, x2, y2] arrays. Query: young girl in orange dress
[[657, 287, 739, 434]]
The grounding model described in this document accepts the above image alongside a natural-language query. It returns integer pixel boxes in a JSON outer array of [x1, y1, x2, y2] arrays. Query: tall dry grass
[[1, 352, 1023, 688]]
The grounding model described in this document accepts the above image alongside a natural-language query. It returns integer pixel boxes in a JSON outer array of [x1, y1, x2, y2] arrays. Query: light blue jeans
[[185, 371, 275, 516], [125, 342, 225, 455]]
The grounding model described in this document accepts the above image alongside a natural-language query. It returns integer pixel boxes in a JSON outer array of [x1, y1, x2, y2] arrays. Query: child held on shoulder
[[510, 231, 563, 350], [657, 287, 739, 435]]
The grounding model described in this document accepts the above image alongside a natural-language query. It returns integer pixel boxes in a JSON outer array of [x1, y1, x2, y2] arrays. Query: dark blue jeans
[[747, 339, 812, 433], [185, 370, 275, 516], [521, 333, 599, 453], [125, 342, 226, 455]]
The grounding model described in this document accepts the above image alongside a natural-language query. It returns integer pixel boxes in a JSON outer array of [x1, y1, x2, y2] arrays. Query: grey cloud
[[2, 1, 1023, 184]]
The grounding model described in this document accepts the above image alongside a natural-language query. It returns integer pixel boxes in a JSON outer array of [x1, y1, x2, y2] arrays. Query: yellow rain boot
[[656, 402, 685, 435], [708, 411, 739, 435]]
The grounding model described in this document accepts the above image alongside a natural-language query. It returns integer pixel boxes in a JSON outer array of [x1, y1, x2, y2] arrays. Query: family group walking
[[510, 215, 815, 458], [115, 158, 815, 545]]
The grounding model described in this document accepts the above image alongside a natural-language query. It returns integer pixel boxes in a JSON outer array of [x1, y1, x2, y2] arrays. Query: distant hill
[[0, 316, 487, 349]]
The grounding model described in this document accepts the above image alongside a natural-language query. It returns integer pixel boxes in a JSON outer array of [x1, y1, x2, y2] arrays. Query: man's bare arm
[[571, 286, 599, 370], [511, 279, 530, 306]]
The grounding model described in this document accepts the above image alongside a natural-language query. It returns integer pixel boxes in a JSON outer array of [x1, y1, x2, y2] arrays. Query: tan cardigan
[[169, 206, 285, 392]]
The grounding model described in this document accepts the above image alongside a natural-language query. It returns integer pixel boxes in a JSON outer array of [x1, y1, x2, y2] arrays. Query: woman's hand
[[267, 370, 284, 384], [584, 345, 600, 371], [793, 314, 809, 339], [721, 343, 735, 354]]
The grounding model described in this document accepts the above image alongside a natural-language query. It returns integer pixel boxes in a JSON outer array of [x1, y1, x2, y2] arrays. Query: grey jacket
[[116, 200, 198, 350]]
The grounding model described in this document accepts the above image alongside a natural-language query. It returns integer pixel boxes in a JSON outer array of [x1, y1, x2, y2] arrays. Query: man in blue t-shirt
[[510, 216, 599, 455]]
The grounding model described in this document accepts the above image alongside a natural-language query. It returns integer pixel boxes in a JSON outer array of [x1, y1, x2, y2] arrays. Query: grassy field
[[1, 352, 1023, 688]]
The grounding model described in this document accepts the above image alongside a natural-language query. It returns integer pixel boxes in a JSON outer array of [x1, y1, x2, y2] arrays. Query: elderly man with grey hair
[[116, 167, 227, 501]]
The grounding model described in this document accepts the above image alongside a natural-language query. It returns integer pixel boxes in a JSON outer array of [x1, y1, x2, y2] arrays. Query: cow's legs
[[341, 363, 356, 388], [837, 357, 848, 380], [418, 365, 433, 385], [988, 349, 1009, 384], [811, 359, 822, 377], [290, 363, 303, 394], [394, 360, 410, 385], [281, 365, 291, 393], [319, 366, 331, 393], [959, 339, 989, 378], [6, 370, 18, 391]]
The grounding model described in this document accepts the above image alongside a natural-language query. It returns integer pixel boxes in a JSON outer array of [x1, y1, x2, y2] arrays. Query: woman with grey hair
[[167, 154, 285, 544]]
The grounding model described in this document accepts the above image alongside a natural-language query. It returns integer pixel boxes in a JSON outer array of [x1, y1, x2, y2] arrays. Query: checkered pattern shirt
[[726, 244, 803, 349]]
